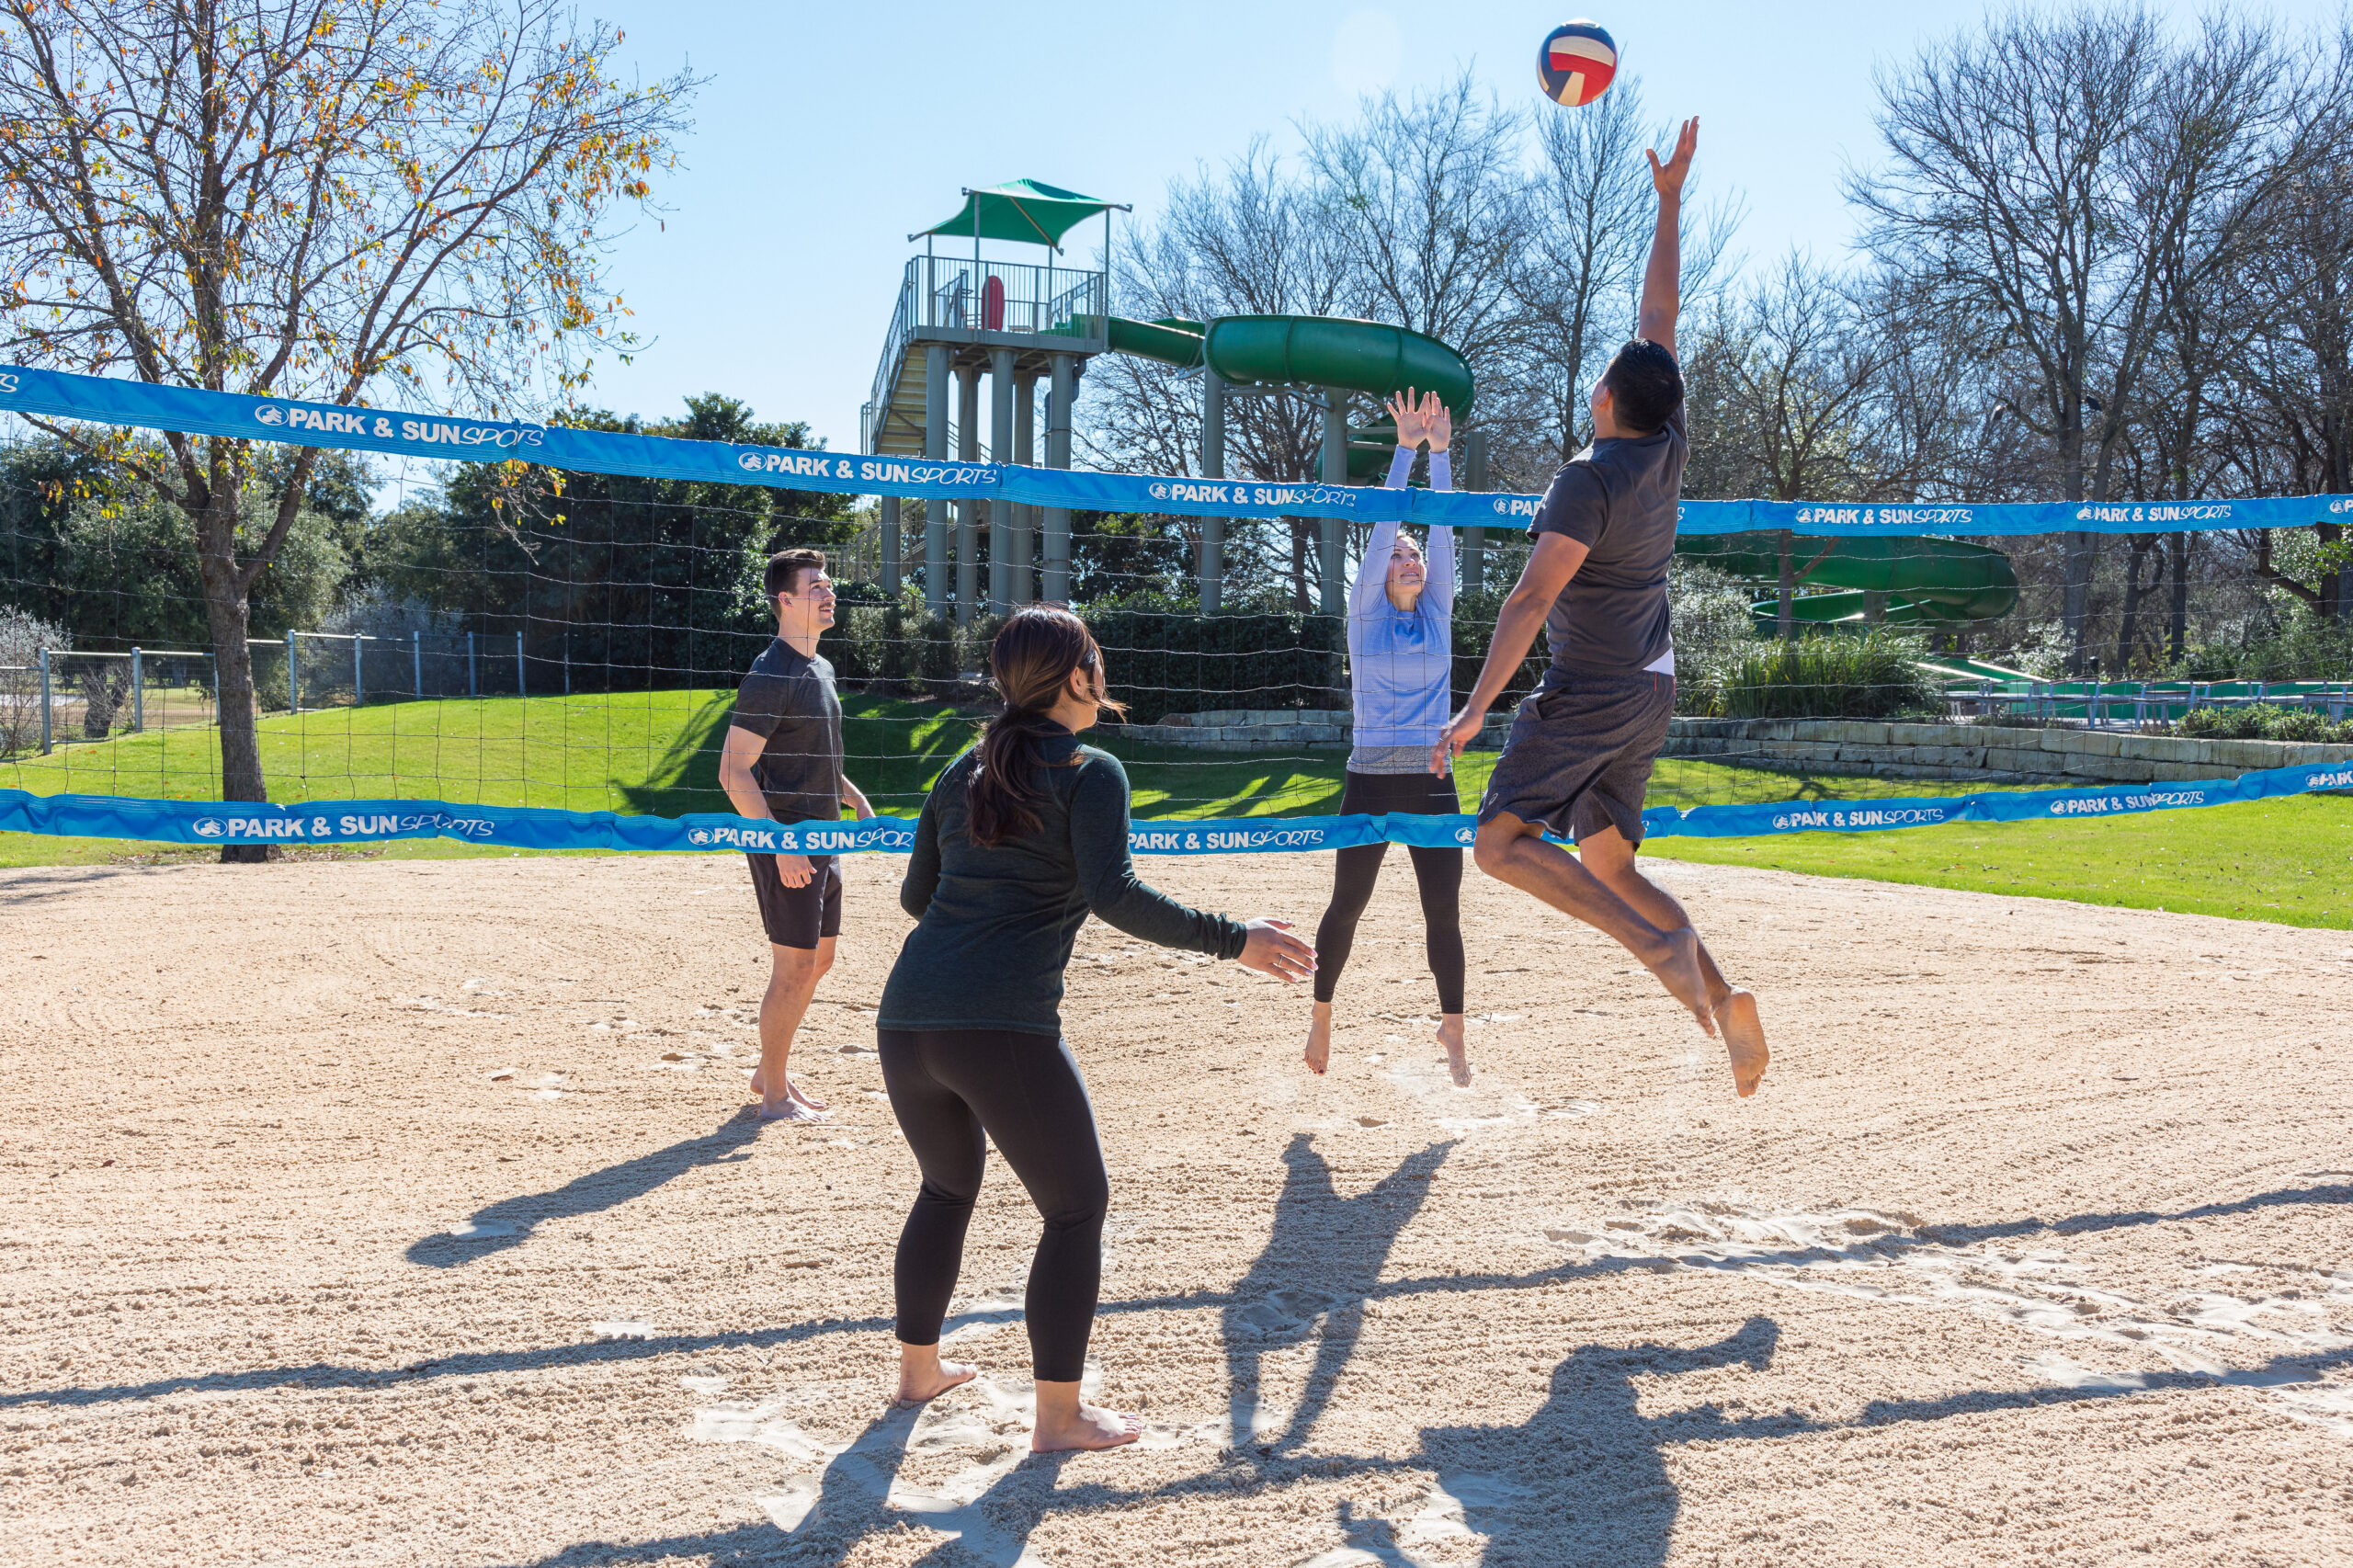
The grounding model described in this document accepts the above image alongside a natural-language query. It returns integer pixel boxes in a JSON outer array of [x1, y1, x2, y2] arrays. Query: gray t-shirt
[[727, 639, 843, 824], [1527, 401, 1686, 676]]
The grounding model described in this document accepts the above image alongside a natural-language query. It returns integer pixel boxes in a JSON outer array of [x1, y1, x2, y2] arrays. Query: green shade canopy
[[913, 179, 1126, 250]]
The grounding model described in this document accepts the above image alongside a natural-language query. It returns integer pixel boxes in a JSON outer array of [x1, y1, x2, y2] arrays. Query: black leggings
[[1313, 769, 1465, 1013], [878, 1028, 1109, 1383]]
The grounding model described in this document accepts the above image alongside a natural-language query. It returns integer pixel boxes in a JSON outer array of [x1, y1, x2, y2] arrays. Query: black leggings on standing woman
[[879, 1028, 1109, 1384], [1313, 769, 1465, 1013]]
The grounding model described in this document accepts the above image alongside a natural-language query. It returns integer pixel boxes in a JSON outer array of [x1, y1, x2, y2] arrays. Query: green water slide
[[1104, 314, 1473, 479], [1675, 530, 2020, 629]]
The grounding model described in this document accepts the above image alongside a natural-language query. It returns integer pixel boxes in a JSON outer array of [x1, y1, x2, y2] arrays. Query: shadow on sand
[[404, 1111, 761, 1267]]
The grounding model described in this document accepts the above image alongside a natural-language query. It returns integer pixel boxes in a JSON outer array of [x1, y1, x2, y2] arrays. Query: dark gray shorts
[[748, 852, 843, 949], [1475, 670, 1675, 845]]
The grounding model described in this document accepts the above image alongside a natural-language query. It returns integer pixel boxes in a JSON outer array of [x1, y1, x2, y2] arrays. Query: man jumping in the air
[[719, 548, 875, 1121], [1433, 118, 1768, 1096]]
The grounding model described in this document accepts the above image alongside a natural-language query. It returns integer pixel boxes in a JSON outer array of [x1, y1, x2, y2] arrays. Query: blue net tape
[[6, 762, 2345, 853]]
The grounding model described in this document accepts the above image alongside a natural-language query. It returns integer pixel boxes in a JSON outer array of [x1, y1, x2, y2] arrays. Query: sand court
[[3, 848, 2349, 1565]]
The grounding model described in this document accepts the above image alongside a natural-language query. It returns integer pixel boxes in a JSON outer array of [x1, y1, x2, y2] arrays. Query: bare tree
[[1852, 6, 2336, 670], [0, 0, 692, 854]]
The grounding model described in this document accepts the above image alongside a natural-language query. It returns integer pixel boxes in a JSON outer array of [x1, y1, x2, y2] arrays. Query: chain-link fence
[[0, 647, 218, 758]]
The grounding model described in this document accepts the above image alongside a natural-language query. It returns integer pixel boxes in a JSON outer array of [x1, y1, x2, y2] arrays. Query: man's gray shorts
[[1475, 670, 1676, 845]]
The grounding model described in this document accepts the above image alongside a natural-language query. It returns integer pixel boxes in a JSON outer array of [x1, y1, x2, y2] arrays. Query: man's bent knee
[[1472, 814, 1533, 878]]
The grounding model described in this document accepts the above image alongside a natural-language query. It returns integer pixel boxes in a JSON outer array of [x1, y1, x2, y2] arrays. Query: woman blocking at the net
[[1302, 389, 1472, 1085], [876, 606, 1316, 1451]]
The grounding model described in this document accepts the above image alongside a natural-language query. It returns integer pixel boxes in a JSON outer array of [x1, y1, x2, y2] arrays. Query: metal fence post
[[516, 631, 525, 696], [467, 631, 477, 698], [37, 645, 51, 754], [413, 630, 423, 698], [563, 635, 571, 696], [286, 629, 300, 713], [353, 634, 365, 706], [131, 647, 144, 732]]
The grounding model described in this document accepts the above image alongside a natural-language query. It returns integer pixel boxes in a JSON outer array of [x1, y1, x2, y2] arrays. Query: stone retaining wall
[[1664, 718, 2353, 783], [1123, 708, 2353, 782]]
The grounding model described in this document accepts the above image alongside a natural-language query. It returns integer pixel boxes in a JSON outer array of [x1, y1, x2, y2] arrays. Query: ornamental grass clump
[[1716, 629, 1939, 721]]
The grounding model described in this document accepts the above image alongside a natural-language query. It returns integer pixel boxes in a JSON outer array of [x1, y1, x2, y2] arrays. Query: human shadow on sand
[[1223, 1133, 1455, 1454], [1328, 1316, 1786, 1567], [404, 1111, 761, 1267]]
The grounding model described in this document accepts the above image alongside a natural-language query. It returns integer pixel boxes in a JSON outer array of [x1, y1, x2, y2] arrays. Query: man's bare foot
[[1643, 926, 1718, 1038], [1031, 1401, 1142, 1452], [756, 1096, 825, 1123], [1436, 1014, 1471, 1087], [1715, 989, 1768, 1097], [894, 1349, 979, 1404], [1303, 1003, 1333, 1075]]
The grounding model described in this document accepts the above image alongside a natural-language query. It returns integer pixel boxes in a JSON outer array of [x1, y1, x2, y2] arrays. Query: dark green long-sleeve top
[[878, 728, 1249, 1037]]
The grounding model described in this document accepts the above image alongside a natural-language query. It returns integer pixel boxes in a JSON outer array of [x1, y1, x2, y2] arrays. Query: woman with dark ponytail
[[877, 605, 1316, 1451]]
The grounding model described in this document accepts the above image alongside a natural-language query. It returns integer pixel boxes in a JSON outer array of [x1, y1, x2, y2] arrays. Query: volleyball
[[1539, 20, 1619, 108]]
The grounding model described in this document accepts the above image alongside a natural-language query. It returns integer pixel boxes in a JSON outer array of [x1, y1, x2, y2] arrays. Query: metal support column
[[1043, 354, 1076, 604], [1200, 370, 1226, 613], [413, 631, 423, 698], [131, 647, 144, 731], [987, 347, 1016, 616], [351, 635, 364, 706], [516, 631, 526, 696], [880, 494, 903, 596], [955, 363, 982, 623], [1318, 390, 1348, 615], [287, 630, 300, 713], [1012, 370, 1037, 608], [467, 631, 477, 698], [923, 345, 950, 619], [1461, 427, 1488, 596], [37, 645, 51, 754]]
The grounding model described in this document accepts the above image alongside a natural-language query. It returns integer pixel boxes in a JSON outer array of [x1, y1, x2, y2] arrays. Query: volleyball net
[[2, 365, 2350, 854]]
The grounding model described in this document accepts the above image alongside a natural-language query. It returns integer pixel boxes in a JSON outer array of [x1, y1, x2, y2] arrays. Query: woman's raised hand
[[1238, 918, 1318, 983], [1421, 391, 1451, 454], [1386, 389, 1429, 449]]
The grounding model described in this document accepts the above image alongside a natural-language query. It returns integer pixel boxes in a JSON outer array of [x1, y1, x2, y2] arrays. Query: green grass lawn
[[5, 690, 2345, 928]]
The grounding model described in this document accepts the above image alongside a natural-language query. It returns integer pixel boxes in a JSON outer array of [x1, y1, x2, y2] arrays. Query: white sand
[[3, 849, 2349, 1566]]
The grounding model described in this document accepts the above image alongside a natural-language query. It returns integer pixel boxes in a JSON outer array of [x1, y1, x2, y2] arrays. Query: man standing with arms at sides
[[1433, 118, 1769, 1097], [720, 548, 875, 1122]]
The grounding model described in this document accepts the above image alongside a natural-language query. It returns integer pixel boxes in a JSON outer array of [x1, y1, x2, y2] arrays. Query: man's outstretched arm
[[1638, 117, 1697, 358]]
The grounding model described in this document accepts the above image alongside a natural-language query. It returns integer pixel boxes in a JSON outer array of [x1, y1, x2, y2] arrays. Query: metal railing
[[863, 256, 1108, 451], [1947, 677, 2352, 729]]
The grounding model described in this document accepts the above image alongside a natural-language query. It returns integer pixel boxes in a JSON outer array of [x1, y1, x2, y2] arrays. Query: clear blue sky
[[578, 0, 2343, 455]]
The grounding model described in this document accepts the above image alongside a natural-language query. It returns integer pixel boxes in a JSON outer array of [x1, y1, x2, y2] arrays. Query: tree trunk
[[2115, 534, 2155, 674], [2167, 531, 2190, 661], [1776, 528, 1797, 644], [193, 478, 270, 863]]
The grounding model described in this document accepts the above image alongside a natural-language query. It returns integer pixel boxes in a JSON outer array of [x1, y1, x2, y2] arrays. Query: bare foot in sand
[[1715, 989, 1768, 1097], [749, 1068, 827, 1113], [1303, 1003, 1333, 1075], [1031, 1399, 1142, 1452], [756, 1095, 826, 1123], [1436, 1014, 1471, 1086], [895, 1344, 979, 1403], [1644, 926, 1718, 1038]]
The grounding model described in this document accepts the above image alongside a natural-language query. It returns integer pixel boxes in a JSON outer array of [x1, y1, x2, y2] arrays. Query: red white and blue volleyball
[[1539, 20, 1619, 108]]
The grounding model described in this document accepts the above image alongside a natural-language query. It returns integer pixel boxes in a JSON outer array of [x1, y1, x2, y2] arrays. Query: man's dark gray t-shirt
[[728, 639, 843, 824], [1526, 402, 1686, 678]]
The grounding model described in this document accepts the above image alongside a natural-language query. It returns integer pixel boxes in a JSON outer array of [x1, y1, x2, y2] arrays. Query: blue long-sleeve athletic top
[[1347, 447, 1453, 766]]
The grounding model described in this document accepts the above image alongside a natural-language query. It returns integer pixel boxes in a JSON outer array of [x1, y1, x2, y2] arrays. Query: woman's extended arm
[[1068, 756, 1246, 957]]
